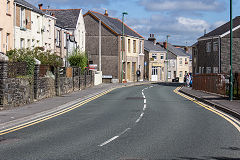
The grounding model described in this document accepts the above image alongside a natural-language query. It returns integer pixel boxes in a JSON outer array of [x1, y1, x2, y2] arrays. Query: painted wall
[[0, 0, 14, 53], [15, 5, 43, 49], [74, 10, 86, 52], [42, 14, 55, 52], [176, 56, 190, 82]]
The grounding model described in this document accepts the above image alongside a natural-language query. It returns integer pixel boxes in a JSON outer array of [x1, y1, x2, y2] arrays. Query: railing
[[192, 74, 227, 95]]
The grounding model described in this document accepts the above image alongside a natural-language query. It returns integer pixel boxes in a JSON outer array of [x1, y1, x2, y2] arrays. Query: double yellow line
[[174, 87, 240, 132], [0, 88, 115, 136]]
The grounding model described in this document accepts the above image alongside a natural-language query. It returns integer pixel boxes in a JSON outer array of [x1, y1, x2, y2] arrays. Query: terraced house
[[196, 16, 240, 74], [14, 0, 55, 51], [41, 7, 86, 65], [84, 10, 144, 83], [0, 0, 14, 53], [144, 34, 167, 82]]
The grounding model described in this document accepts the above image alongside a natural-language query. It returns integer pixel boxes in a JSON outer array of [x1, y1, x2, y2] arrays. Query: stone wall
[[4, 78, 34, 107], [37, 77, 55, 100], [0, 61, 94, 109], [221, 38, 240, 74]]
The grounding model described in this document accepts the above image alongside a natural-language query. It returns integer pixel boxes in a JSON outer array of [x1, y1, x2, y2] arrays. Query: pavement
[[180, 86, 240, 120], [0, 83, 240, 159], [0, 81, 151, 131]]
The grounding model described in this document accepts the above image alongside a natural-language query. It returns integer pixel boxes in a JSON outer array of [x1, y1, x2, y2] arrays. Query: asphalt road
[[0, 84, 240, 160]]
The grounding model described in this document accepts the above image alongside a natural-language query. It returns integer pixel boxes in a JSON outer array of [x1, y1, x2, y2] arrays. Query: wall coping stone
[[34, 58, 41, 65], [0, 52, 9, 62]]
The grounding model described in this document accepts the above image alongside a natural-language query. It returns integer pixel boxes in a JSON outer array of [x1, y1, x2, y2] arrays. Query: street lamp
[[230, 0, 233, 101], [166, 35, 170, 82], [121, 12, 128, 83]]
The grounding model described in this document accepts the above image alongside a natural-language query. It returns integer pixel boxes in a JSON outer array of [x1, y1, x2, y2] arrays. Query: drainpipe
[[218, 36, 221, 73], [14, 2, 16, 48]]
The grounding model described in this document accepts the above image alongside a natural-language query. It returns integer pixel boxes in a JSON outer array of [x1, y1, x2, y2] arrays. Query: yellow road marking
[[0, 88, 115, 136], [174, 87, 240, 132]]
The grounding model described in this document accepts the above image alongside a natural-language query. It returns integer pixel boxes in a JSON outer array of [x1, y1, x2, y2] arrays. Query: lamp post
[[166, 35, 170, 82], [230, 0, 233, 101], [121, 12, 128, 83]]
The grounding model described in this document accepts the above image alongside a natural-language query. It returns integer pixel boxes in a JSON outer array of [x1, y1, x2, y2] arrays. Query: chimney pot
[[104, 10, 109, 16], [38, 4, 43, 10]]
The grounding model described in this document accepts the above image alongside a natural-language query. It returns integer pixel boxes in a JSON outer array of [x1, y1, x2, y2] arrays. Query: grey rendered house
[[144, 34, 167, 81], [83, 10, 145, 83], [196, 16, 240, 74]]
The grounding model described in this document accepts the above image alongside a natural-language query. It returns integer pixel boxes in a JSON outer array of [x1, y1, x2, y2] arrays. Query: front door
[[151, 66, 158, 81]]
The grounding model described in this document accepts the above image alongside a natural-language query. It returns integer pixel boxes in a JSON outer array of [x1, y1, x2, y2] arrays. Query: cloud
[[139, 0, 226, 14], [127, 15, 215, 45]]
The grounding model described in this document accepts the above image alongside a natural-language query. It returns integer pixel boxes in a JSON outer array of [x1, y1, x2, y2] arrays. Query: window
[[37, 40, 40, 46], [128, 39, 131, 53], [206, 67, 211, 73], [199, 67, 202, 74], [206, 42, 211, 52], [185, 58, 188, 65], [139, 41, 142, 54], [179, 71, 183, 77], [6, 0, 10, 14], [48, 20, 51, 35], [213, 41, 218, 52], [179, 58, 182, 65], [202, 67, 205, 74], [37, 16, 40, 33], [20, 38, 25, 48], [32, 39, 35, 48], [160, 55, 164, 60], [171, 61, 175, 67], [20, 7, 25, 28], [133, 40, 136, 53], [56, 30, 60, 47], [64, 32, 67, 48], [6, 33, 9, 51], [27, 39, 31, 48], [152, 66, 158, 75], [168, 71, 171, 79], [213, 67, 218, 73], [152, 53, 157, 60]]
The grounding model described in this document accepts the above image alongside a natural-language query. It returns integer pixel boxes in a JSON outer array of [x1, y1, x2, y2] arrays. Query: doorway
[[151, 66, 158, 81]]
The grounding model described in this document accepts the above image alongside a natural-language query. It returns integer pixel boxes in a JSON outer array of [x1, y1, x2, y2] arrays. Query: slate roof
[[199, 16, 240, 39], [43, 9, 81, 29], [158, 42, 189, 58], [144, 40, 166, 52], [87, 11, 143, 39], [14, 0, 43, 14]]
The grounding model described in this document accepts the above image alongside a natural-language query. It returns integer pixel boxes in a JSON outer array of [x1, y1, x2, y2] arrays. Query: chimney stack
[[163, 42, 167, 49], [104, 10, 109, 16], [38, 4, 43, 10], [148, 34, 156, 45]]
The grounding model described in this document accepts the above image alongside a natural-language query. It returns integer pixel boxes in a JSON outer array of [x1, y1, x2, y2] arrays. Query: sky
[[28, 0, 240, 46]]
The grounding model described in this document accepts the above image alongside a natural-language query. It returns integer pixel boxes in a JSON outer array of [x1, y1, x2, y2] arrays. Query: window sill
[[20, 27, 27, 31]]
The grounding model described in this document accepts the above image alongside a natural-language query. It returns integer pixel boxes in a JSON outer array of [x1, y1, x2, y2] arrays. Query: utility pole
[[230, 0, 233, 101], [121, 12, 128, 83], [166, 35, 170, 82], [99, 20, 102, 71]]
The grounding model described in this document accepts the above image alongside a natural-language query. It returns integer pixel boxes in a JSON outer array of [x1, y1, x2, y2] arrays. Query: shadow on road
[[154, 82, 184, 87]]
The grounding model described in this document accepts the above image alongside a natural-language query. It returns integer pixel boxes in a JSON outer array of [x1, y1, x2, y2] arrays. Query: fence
[[192, 74, 227, 95], [193, 73, 240, 98]]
